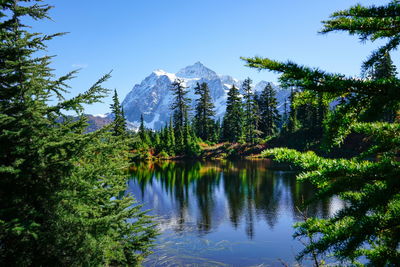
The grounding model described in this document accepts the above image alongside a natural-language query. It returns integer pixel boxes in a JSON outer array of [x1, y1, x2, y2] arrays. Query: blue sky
[[32, 0, 395, 115]]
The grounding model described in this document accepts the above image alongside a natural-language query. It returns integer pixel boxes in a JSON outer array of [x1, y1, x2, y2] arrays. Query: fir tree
[[170, 79, 191, 152], [222, 85, 244, 142], [243, 0, 400, 264], [258, 83, 281, 137], [242, 78, 259, 143], [110, 89, 127, 136], [139, 113, 150, 145], [0, 1, 156, 265], [194, 82, 216, 141], [212, 119, 221, 143], [183, 109, 200, 155]]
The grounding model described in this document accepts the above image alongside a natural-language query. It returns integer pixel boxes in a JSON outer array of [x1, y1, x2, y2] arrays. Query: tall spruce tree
[[110, 89, 127, 136], [194, 82, 216, 141], [258, 83, 281, 137], [0, 1, 156, 265], [243, 0, 400, 265], [170, 79, 191, 152], [222, 85, 244, 142], [242, 78, 259, 143]]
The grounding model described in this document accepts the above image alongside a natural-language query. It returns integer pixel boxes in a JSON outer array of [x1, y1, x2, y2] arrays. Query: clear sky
[[31, 0, 396, 115]]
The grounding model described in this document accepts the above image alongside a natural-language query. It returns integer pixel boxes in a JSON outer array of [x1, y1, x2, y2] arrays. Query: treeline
[[129, 48, 398, 159], [129, 77, 332, 157]]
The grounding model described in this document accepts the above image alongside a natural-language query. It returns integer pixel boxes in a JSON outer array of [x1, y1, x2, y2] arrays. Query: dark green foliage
[[167, 118, 176, 154], [242, 78, 259, 143], [364, 51, 397, 80], [184, 109, 201, 156], [222, 85, 244, 142], [53, 133, 157, 265], [170, 79, 191, 152], [171, 79, 190, 129], [258, 83, 281, 137], [110, 89, 127, 136], [212, 119, 221, 143], [167, 79, 199, 155], [364, 52, 399, 122], [316, 93, 328, 130], [244, 0, 400, 265], [194, 82, 216, 141], [0, 1, 156, 265], [294, 91, 327, 132], [139, 113, 151, 145], [281, 98, 289, 129], [286, 88, 300, 133]]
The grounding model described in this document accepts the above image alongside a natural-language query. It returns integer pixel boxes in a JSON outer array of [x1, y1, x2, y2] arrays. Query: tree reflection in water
[[128, 160, 339, 239]]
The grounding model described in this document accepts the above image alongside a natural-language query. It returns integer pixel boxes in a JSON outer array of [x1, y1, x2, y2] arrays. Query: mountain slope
[[122, 62, 289, 130]]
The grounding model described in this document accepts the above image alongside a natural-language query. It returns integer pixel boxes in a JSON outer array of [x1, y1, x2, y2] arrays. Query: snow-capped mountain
[[122, 62, 289, 130]]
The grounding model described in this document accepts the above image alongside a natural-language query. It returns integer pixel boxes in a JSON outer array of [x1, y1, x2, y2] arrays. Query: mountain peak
[[176, 62, 218, 79], [121, 62, 286, 130]]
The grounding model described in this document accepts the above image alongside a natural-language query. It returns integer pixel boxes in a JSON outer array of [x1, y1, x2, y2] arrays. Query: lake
[[127, 159, 342, 266]]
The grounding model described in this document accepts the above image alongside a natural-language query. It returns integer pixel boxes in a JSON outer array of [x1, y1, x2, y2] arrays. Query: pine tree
[[0, 1, 156, 265], [242, 78, 259, 143], [170, 79, 191, 152], [243, 1, 400, 264], [258, 83, 281, 137], [222, 85, 244, 142], [110, 89, 127, 136], [194, 82, 216, 141]]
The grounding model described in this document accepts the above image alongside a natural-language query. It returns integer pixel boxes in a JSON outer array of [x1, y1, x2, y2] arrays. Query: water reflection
[[128, 160, 341, 266]]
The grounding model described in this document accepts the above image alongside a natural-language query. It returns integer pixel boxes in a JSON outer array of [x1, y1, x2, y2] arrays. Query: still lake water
[[128, 159, 342, 266]]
